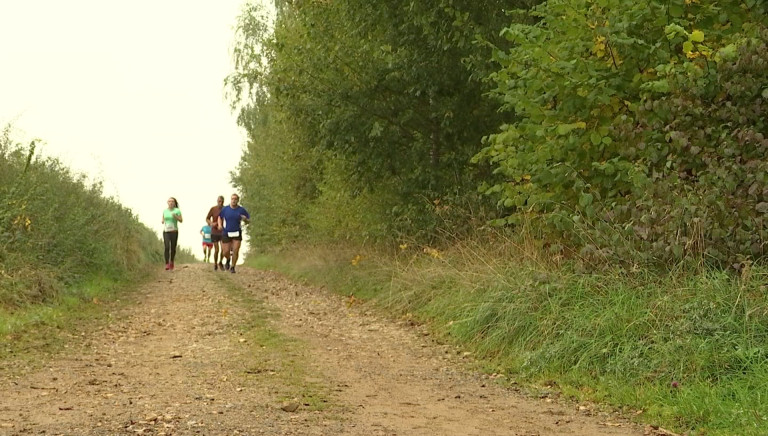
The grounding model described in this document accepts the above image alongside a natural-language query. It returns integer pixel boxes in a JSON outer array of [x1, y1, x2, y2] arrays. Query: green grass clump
[[0, 274, 143, 366], [248, 240, 768, 436]]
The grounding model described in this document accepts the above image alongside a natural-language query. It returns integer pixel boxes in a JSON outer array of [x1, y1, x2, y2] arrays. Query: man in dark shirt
[[205, 195, 225, 270]]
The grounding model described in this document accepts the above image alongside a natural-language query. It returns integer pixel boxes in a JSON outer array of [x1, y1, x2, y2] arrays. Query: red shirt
[[206, 205, 223, 234]]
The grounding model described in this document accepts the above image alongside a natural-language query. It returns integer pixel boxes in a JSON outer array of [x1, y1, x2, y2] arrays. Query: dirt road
[[0, 264, 647, 435]]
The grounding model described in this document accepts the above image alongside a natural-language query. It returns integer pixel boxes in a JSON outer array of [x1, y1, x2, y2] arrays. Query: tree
[[227, 0, 532, 244]]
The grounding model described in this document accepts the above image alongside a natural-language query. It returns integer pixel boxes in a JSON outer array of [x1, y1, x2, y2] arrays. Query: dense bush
[[476, 1, 768, 267], [614, 29, 768, 265]]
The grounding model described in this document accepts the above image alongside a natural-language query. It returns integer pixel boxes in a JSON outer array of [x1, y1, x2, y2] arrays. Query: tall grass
[[249, 233, 768, 436], [0, 128, 191, 313]]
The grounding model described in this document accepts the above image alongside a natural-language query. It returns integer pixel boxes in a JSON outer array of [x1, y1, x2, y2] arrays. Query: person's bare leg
[[222, 241, 232, 270], [232, 240, 242, 266], [213, 242, 221, 264]]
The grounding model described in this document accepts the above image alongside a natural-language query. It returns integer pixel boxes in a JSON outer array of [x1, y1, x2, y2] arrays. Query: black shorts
[[211, 233, 222, 243], [221, 230, 242, 243]]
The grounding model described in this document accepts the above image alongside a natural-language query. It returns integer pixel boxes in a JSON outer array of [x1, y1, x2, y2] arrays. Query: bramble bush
[[476, 0, 767, 267]]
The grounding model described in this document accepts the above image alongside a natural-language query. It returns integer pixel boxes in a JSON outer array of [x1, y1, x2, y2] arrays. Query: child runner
[[200, 222, 213, 262]]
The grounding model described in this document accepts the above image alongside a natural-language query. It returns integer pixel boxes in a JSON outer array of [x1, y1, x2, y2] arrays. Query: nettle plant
[[475, 0, 767, 266]]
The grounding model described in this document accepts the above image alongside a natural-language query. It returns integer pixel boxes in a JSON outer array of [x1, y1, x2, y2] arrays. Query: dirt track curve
[[0, 263, 651, 435]]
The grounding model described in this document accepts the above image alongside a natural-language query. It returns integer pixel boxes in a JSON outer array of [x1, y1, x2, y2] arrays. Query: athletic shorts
[[202, 242, 213, 248], [221, 230, 242, 243], [211, 233, 222, 243]]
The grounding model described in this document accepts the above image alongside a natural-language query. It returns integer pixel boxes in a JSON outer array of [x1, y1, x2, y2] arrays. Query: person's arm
[[240, 209, 250, 224], [218, 215, 223, 230], [161, 213, 165, 225], [174, 209, 183, 223]]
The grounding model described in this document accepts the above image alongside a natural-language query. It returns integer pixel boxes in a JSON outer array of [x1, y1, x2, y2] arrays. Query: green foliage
[[230, 103, 315, 250], [228, 0, 768, 266], [476, 0, 768, 266], [616, 28, 768, 265], [0, 128, 164, 309], [227, 0, 521, 247]]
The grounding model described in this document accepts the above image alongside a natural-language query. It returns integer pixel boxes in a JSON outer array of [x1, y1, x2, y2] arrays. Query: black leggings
[[163, 231, 179, 263]]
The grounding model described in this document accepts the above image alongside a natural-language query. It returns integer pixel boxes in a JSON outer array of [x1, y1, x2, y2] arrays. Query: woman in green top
[[161, 197, 183, 270]]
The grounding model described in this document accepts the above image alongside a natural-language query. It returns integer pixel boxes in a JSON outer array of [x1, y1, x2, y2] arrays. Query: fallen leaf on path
[[645, 425, 681, 436]]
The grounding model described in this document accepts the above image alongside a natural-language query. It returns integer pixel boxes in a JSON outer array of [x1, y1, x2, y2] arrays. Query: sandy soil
[[0, 263, 660, 435]]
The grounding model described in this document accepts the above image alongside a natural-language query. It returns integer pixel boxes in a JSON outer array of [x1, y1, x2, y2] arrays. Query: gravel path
[[0, 264, 650, 435]]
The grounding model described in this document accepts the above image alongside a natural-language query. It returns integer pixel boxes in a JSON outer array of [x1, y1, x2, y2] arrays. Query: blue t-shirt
[[201, 225, 212, 243], [219, 205, 250, 233]]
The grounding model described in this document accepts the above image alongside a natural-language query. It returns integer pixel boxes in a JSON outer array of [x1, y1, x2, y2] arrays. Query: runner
[[206, 195, 225, 270], [217, 193, 250, 274], [161, 197, 183, 271], [200, 222, 213, 262]]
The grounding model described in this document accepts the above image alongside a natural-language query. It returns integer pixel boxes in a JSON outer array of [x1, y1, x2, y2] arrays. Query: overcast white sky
[[0, 1, 259, 261]]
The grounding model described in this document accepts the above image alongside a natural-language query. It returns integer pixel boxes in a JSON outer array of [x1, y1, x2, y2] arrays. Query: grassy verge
[[245, 243, 768, 436], [0, 268, 154, 368], [213, 272, 333, 412]]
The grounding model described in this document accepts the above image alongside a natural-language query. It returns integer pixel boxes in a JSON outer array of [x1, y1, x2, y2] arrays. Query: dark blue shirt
[[219, 205, 250, 233]]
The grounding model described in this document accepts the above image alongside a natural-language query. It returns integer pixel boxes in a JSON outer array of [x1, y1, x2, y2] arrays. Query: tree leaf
[[556, 122, 587, 135], [590, 132, 602, 145], [690, 30, 704, 42], [579, 192, 594, 208]]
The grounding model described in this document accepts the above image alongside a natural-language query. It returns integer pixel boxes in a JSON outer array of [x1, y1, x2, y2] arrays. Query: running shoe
[[214, 263, 218, 271], [170, 262, 175, 270], [225, 261, 230, 271], [230, 267, 236, 274], [165, 263, 170, 271]]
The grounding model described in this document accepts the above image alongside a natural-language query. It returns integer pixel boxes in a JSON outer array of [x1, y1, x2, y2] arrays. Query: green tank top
[[163, 208, 181, 232]]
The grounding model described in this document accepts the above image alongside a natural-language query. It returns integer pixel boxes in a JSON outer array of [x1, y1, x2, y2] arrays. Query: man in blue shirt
[[217, 193, 250, 273]]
